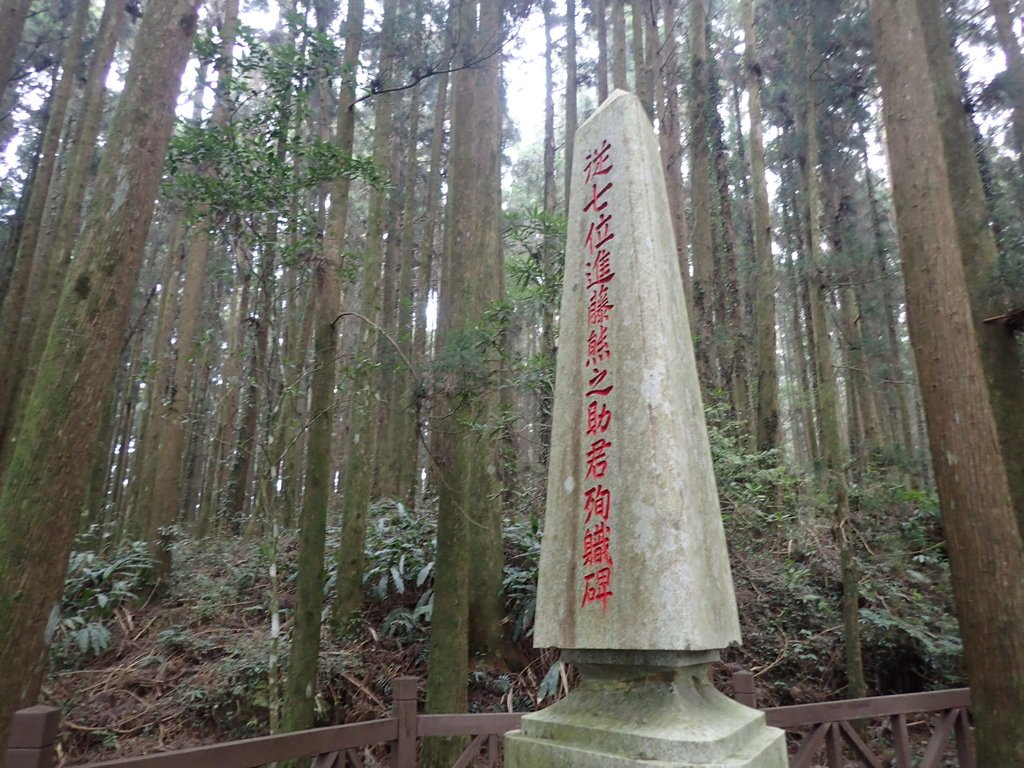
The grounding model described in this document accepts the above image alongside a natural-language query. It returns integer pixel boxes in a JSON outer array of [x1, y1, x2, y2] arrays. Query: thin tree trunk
[[689, 0, 717, 389], [279, 0, 357, 722], [783, 192, 818, 469], [859, 136, 916, 459], [803, 60, 865, 700], [386, 65, 424, 508], [422, 0, 504, 760], [708, 47, 749, 426], [148, 0, 238, 581], [610, 0, 626, 90], [595, 0, 609, 102], [412, 70, 448, 502], [0, 0, 33, 110], [332, 0, 399, 634], [564, 0, 577, 210], [656, 0, 691, 315], [744, 0, 779, 452]]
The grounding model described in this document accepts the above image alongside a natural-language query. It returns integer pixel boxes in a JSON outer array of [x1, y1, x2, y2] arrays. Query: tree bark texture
[[688, 0, 717, 389], [282, 0, 367, 695], [915, 0, 1024, 531], [0, 0, 90, 462], [803, 57, 865, 700], [0, 0, 33, 111], [743, 0, 779, 452], [422, 0, 504, 761], [873, 2, 1024, 761], [332, 0, 399, 634], [0, 0, 201, 749]]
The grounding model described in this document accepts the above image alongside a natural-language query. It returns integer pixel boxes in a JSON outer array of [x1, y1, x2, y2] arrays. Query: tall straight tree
[[801, 29, 865, 699], [564, 0, 577, 209], [655, 0, 690, 313], [283, 0, 365, 729], [688, 0, 717, 387], [743, 0, 779, 452], [0, 0, 90, 463], [147, 0, 240, 582], [332, 0, 400, 632], [917, 0, 1024, 528], [0, 0, 33, 111], [0, 0, 201, 748], [421, 0, 504, 761], [872, 0, 1024, 761]]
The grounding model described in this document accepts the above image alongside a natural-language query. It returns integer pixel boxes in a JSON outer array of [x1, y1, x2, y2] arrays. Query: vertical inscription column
[[580, 139, 616, 610]]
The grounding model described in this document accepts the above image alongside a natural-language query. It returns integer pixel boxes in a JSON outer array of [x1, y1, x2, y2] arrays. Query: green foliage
[[536, 659, 563, 703], [164, 16, 383, 263], [381, 591, 433, 643], [361, 500, 436, 600], [180, 636, 276, 736], [322, 500, 542, 646], [854, 476, 962, 690], [705, 403, 798, 527], [504, 207, 566, 310], [55, 529, 154, 657], [503, 515, 542, 641]]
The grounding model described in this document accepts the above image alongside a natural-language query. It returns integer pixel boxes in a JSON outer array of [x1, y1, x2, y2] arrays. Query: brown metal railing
[[4, 672, 974, 768]]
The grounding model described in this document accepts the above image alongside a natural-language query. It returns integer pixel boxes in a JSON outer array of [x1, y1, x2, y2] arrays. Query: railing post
[[732, 669, 757, 709], [5, 705, 60, 768], [392, 677, 418, 768]]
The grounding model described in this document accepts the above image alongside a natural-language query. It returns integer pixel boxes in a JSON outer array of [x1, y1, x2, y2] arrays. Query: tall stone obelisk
[[504, 91, 787, 767]]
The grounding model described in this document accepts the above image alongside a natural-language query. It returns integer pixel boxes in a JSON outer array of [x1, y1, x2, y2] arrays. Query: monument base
[[505, 651, 787, 768]]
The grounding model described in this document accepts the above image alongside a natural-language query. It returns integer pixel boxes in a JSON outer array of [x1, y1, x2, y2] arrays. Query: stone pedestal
[[506, 651, 787, 768]]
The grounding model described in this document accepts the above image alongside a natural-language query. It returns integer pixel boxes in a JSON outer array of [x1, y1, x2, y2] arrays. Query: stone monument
[[504, 91, 787, 767]]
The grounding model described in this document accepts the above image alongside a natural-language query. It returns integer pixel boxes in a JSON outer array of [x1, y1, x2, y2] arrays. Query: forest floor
[[41, 473, 963, 765], [45, 527, 548, 764]]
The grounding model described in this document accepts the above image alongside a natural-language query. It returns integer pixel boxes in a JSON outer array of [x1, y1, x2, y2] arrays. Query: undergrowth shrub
[[54, 527, 154, 658]]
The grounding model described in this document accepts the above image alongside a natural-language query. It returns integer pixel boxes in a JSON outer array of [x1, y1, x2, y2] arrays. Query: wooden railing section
[[734, 670, 974, 768], [4, 672, 975, 768]]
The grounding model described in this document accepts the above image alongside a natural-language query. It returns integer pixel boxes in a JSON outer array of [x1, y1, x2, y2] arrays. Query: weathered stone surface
[[505, 657, 787, 768], [533, 89, 740, 651]]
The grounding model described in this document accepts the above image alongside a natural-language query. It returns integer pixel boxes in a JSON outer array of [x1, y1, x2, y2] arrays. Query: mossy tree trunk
[[0, 0, 201, 749], [421, 0, 504, 761], [280, 0, 362, 716], [0, 0, 89, 465], [331, 0, 399, 634]]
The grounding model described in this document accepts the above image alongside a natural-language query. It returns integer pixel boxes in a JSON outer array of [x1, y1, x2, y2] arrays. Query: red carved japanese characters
[[580, 138, 617, 611]]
